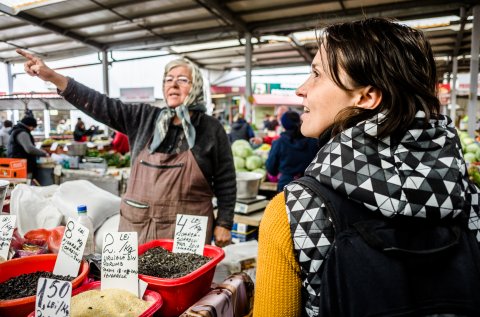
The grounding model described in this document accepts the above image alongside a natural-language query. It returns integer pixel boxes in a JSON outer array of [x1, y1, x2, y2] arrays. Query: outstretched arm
[[16, 49, 68, 92]]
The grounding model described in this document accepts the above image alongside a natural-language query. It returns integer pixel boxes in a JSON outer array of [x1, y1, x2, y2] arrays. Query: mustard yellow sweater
[[253, 192, 302, 317]]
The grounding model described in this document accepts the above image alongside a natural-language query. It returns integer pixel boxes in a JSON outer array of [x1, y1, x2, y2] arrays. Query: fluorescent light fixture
[[0, 0, 66, 13], [400, 16, 460, 29], [172, 38, 259, 53], [259, 35, 291, 43]]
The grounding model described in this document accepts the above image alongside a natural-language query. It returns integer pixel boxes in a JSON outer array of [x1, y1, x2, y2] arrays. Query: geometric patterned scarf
[[307, 110, 480, 222]]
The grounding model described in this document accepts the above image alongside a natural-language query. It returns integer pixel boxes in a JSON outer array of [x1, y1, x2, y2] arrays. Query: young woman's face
[[296, 49, 357, 138], [163, 66, 192, 108]]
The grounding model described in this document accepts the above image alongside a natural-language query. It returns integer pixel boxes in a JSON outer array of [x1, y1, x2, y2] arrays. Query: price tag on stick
[[173, 214, 208, 255], [0, 215, 16, 261], [101, 232, 139, 297], [53, 218, 89, 277], [35, 278, 72, 317]]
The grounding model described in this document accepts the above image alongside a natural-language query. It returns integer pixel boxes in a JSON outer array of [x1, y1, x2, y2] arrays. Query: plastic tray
[[138, 239, 225, 317], [27, 280, 163, 317], [0, 254, 89, 317]]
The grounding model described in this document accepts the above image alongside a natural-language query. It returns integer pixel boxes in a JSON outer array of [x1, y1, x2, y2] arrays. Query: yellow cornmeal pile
[[71, 288, 152, 317]]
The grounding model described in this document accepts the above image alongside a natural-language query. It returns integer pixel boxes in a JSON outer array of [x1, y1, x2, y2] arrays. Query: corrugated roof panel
[[241, 2, 342, 22], [115, 0, 202, 17], [5, 33, 68, 47], [343, 0, 411, 9], [112, 0, 197, 17], [226, 0, 315, 12], [186, 45, 246, 59], [92, 30, 155, 43], [75, 23, 144, 37], [0, 24, 48, 40], [0, 15, 25, 29], [140, 8, 213, 25], [253, 50, 301, 60], [150, 20, 224, 35], [25, 0, 98, 19], [200, 56, 245, 65], [50, 10, 120, 28], [255, 42, 293, 52], [32, 41, 86, 53]]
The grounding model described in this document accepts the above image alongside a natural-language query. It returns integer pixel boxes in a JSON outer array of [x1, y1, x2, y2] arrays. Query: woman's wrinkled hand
[[214, 226, 232, 248], [16, 49, 68, 91]]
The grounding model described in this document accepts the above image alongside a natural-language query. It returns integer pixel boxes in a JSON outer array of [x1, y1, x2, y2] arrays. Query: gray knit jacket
[[60, 78, 236, 230]]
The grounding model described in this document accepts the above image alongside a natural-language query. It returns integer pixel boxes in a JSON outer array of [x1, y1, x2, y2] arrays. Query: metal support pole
[[467, 5, 480, 137], [245, 33, 252, 123], [6, 62, 13, 95], [450, 56, 458, 123], [102, 50, 110, 96]]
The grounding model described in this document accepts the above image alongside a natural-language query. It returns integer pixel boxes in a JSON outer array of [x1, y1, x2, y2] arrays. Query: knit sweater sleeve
[[17, 132, 46, 156], [59, 78, 159, 163], [253, 192, 302, 317], [211, 119, 236, 229]]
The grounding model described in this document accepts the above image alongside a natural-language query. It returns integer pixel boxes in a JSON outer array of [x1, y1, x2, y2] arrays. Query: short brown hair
[[318, 18, 440, 140]]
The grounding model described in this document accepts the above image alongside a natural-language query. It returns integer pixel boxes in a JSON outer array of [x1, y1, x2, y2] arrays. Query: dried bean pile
[[0, 271, 74, 300], [139, 246, 211, 278]]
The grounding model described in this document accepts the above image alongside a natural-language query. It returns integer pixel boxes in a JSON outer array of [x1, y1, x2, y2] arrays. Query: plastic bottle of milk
[[77, 205, 95, 256]]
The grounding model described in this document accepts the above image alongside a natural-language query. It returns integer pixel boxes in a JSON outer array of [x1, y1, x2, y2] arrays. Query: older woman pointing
[[17, 49, 236, 247]]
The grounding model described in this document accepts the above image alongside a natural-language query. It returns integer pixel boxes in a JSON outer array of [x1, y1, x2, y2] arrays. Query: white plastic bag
[[51, 180, 120, 231], [213, 240, 258, 284], [10, 184, 63, 236]]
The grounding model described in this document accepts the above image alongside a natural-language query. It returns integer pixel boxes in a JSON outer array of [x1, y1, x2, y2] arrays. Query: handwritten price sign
[[0, 215, 16, 261], [101, 232, 138, 296], [35, 278, 72, 317], [173, 214, 208, 255], [53, 218, 88, 277]]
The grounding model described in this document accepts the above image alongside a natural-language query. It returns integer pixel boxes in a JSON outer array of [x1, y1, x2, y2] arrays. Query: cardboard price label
[[173, 214, 208, 255], [53, 218, 89, 277], [0, 215, 16, 261], [101, 232, 138, 296], [35, 278, 72, 317]]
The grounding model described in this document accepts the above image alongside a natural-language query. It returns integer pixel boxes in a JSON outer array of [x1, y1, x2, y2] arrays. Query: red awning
[[253, 94, 302, 106]]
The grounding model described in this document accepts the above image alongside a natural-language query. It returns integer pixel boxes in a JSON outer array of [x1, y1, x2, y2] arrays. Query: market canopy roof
[[0, 0, 478, 75]]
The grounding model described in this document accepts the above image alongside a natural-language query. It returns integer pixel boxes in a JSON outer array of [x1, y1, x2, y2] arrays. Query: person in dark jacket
[[7, 116, 47, 180], [229, 113, 255, 143], [265, 111, 318, 192], [73, 118, 95, 142], [17, 50, 235, 247]]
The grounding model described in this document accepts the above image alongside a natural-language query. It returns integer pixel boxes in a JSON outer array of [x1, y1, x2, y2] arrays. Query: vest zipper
[[140, 160, 184, 169]]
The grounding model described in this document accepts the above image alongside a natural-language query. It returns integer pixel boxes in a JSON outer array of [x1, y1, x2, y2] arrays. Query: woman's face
[[296, 49, 357, 138], [163, 65, 192, 108]]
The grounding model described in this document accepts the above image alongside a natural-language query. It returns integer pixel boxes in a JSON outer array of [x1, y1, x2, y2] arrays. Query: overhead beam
[[453, 7, 468, 57], [45, 0, 162, 20], [107, 26, 238, 50], [195, 0, 249, 33], [0, 3, 104, 50], [289, 34, 313, 64], [251, 1, 472, 35]]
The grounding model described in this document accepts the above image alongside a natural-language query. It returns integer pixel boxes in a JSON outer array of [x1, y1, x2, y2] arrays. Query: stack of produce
[[231, 140, 268, 178], [459, 130, 480, 188], [459, 131, 480, 164]]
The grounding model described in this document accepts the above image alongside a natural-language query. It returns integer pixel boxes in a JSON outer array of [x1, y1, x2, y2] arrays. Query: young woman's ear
[[355, 86, 382, 110]]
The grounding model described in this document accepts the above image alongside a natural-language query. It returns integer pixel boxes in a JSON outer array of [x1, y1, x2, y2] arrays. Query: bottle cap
[[77, 205, 87, 213]]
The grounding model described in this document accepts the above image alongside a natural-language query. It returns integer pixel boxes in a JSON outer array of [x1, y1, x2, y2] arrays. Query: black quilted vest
[[292, 175, 480, 317], [7, 124, 37, 174]]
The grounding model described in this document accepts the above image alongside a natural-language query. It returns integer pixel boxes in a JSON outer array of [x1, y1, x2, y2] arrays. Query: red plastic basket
[[138, 239, 225, 317], [27, 280, 163, 317], [0, 254, 89, 317]]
